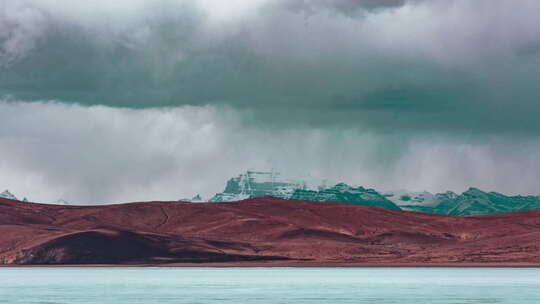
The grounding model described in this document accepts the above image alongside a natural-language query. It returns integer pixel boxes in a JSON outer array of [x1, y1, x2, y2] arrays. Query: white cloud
[[196, 0, 268, 24], [389, 139, 540, 195], [0, 100, 245, 203], [2, 100, 540, 204], [0, 1, 47, 66], [4, 0, 540, 67]]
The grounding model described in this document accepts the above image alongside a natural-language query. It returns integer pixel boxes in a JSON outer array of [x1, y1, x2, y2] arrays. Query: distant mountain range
[[5, 170, 540, 216], [208, 171, 540, 216], [0, 189, 68, 205], [0, 190, 28, 202], [386, 187, 540, 216]]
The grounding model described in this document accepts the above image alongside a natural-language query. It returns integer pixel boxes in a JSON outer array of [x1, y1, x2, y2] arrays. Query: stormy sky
[[2, 0, 540, 204]]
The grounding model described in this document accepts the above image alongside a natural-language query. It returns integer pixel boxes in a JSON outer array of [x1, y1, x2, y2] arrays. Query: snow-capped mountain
[[433, 188, 540, 216], [383, 190, 440, 208], [209, 170, 310, 202], [209, 171, 540, 215], [385, 188, 540, 216], [209, 171, 400, 210], [0, 190, 17, 200], [179, 194, 204, 202], [6, 172, 540, 216]]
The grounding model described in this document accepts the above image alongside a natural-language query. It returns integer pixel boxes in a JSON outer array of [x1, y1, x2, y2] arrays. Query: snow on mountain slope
[[386, 187, 540, 216], [208, 171, 540, 215], [0, 190, 17, 201], [5, 171, 540, 216], [383, 190, 440, 208], [435, 188, 540, 216], [209, 170, 309, 202], [209, 171, 400, 210]]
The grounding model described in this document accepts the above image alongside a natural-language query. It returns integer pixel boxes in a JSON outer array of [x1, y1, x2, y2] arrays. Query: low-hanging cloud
[[1, 100, 540, 204]]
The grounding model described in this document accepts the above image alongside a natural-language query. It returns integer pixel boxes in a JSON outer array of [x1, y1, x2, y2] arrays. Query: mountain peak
[[463, 187, 486, 196], [0, 190, 17, 200], [332, 183, 354, 191], [210, 170, 310, 202], [208, 171, 399, 210]]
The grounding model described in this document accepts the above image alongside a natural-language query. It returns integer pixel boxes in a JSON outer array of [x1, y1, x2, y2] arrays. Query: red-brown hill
[[1, 196, 540, 265]]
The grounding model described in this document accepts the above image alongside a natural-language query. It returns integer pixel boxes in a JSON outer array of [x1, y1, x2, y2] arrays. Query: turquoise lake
[[0, 267, 539, 303]]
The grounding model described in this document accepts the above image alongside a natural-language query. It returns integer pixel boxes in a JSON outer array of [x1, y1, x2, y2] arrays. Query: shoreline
[[2, 261, 540, 268]]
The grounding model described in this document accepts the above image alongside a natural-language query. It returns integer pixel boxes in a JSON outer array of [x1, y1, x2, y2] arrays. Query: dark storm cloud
[[2, 0, 540, 137]]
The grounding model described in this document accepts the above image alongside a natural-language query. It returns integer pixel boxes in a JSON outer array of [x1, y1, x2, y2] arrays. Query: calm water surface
[[0, 267, 539, 303]]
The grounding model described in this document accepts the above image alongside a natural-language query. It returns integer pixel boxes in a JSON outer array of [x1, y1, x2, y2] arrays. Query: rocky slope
[[291, 183, 400, 210], [385, 188, 540, 216], [1, 196, 540, 265]]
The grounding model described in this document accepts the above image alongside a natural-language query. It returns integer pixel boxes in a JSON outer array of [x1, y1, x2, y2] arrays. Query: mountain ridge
[[208, 171, 540, 216], [4, 170, 540, 216], [1, 196, 540, 265]]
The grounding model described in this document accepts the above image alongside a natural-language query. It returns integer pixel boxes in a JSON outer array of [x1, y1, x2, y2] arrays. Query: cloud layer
[[2, 100, 540, 204], [2, 1, 540, 203], [2, 0, 540, 136]]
